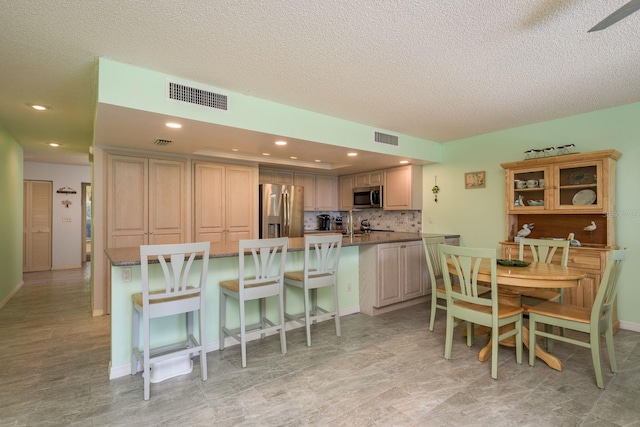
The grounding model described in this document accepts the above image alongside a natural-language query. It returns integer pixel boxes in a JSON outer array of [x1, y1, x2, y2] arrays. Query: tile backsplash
[[304, 209, 422, 233]]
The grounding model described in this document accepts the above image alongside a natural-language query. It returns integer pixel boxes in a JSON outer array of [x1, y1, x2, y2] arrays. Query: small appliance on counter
[[360, 219, 371, 233], [317, 214, 331, 231], [335, 216, 343, 231]]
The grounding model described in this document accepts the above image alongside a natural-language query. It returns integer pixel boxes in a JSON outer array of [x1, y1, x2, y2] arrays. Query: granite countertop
[[105, 232, 459, 266]]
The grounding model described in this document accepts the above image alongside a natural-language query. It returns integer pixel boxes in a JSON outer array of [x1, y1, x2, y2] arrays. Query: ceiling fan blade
[[588, 0, 640, 32]]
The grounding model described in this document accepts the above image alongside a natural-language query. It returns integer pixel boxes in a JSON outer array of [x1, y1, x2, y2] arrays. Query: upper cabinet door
[[108, 155, 148, 248], [553, 161, 603, 212], [148, 159, 186, 244], [315, 175, 338, 211], [506, 166, 549, 213]]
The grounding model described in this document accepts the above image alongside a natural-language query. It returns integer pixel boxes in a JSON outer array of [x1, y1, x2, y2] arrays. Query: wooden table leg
[[476, 289, 563, 371]]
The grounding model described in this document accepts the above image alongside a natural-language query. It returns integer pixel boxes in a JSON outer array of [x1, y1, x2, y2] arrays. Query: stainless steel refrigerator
[[259, 183, 304, 238]]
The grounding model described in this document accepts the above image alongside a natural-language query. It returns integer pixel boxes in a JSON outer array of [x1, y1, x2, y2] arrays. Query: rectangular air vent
[[154, 139, 172, 146], [167, 80, 228, 111], [374, 131, 398, 146]]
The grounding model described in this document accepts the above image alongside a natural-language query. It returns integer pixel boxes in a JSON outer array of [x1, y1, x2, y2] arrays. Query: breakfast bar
[[106, 232, 457, 379]]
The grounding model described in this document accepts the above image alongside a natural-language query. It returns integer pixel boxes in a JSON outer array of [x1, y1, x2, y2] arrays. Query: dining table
[[446, 258, 586, 371]]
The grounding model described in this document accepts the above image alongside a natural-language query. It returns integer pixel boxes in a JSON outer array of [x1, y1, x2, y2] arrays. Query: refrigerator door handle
[[283, 191, 290, 237]]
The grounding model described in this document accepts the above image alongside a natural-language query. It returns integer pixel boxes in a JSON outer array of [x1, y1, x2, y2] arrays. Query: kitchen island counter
[[104, 232, 458, 266]]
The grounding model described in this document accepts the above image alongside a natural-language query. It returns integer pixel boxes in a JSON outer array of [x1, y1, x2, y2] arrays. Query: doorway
[[81, 183, 91, 262]]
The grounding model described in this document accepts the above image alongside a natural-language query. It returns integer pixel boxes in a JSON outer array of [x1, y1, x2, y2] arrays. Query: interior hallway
[[1, 265, 640, 426]]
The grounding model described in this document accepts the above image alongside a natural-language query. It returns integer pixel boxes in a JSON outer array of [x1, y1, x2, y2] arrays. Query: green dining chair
[[423, 236, 446, 332], [439, 244, 523, 380], [528, 249, 627, 389], [518, 237, 571, 305]]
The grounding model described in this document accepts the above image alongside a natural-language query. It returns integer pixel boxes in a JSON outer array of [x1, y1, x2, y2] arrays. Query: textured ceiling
[[1, 1, 640, 169]]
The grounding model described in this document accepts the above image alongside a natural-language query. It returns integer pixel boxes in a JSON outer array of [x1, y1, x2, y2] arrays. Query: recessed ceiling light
[[232, 148, 239, 152], [165, 122, 182, 129], [263, 153, 271, 156], [48, 142, 60, 147], [290, 156, 297, 160], [28, 103, 51, 111], [275, 140, 287, 146], [315, 159, 321, 162], [399, 160, 409, 164], [347, 152, 358, 157]]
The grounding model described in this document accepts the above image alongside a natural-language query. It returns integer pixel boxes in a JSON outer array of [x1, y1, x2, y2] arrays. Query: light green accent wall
[[110, 246, 359, 370], [423, 101, 640, 326], [0, 127, 23, 305], [97, 58, 441, 162]]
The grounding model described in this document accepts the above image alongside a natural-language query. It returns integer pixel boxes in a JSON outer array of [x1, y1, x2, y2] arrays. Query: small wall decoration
[[61, 199, 72, 208], [57, 186, 77, 194], [465, 171, 485, 189], [431, 176, 440, 202]]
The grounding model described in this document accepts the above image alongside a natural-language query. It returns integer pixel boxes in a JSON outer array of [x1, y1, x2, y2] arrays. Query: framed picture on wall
[[465, 171, 485, 189]]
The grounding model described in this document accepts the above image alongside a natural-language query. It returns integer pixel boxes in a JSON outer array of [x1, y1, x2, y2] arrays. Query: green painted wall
[[423, 101, 640, 327], [97, 58, 442, 162], [0, 127, 23, 306]]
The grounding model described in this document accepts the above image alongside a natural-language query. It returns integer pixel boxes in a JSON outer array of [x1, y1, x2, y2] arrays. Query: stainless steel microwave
[[353, 186, 383, 209]]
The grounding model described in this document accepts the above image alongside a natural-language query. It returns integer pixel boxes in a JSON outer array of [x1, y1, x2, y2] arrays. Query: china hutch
[[500, 149, 621, 329]]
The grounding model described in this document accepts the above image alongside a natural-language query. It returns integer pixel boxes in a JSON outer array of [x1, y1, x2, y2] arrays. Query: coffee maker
[[317, 214, 331, 230]]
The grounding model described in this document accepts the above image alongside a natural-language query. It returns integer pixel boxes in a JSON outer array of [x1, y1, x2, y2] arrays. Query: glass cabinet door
[[508, 167, 548, 212], [554, 161, 602, 210]]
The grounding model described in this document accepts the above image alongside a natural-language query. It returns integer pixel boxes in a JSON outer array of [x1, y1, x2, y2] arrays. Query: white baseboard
[[0, 280, 23, 310], [619, 320, 640, 332], [109, 304, 361, 379]]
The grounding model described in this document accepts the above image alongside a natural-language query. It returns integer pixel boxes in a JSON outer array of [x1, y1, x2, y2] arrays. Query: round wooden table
[[447, 259, 586, 371]]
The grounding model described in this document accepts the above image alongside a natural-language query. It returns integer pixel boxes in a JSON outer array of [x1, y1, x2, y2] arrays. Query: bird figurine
[[517, 223, 534, 238], [567, 232, 582, 247], [584, 221, 597, 242]]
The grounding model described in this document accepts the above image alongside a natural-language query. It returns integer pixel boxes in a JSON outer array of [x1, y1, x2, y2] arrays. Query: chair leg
[[545, 324, 555, 353], [528, 315, 536, 366], [143, 313, 151, 401], [260, 298, 267, 340], [303, 286, 312, 347], [465, 321, 474, 347], [428, 292, 438, 332], [239, 299, 247, 368], [491, 325, 499, 380], [515, 317, 522, 365], [131, 308, 139, 375], [590, 328, 605, 389], [332, 283, 341, 338], [198, 308, 207, 381], [605, 321, 617, 373], [278, 289, 287, 356], [444, 313, 454, 360], [219, 290, 226, 351]]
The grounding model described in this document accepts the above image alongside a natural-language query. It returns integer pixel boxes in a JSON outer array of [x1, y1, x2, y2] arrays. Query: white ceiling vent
[[154, 138, 172, 146], [166, 80, 229, 112], [374, 131, 398, 146]]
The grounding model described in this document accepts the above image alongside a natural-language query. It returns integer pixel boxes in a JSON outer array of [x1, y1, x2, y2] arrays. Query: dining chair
[[424, 237, 491, 332], [518, 238, 570, 305], [284, 234, 342, 347], [439, 244, 523, 380], [528, 248, 627, 389], [219, 237, 289, 368], [131, 241, 210, 400]]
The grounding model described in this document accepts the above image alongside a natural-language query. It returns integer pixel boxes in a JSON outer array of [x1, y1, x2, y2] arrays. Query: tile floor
[[1, 264, 639, 426]]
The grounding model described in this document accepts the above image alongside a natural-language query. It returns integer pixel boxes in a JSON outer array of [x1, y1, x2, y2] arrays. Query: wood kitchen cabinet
[[500, 149, 621, 330], [294, 172, 338, 211], [339, 175, 354, 210], [107, 154, 186, 248], [194, 162, 257, 244], [383, 165, 423, 210], [354, 170, 383, 187], [259, 168, 294, 185], [359, 240, 429, 316]]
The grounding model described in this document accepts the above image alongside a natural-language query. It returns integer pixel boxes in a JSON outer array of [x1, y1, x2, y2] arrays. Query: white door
[[23, 180, 52, 272]]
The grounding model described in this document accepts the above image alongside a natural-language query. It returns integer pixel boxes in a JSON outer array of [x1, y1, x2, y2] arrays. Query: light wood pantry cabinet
[[383, 165, 423, 210], [359, 240, 429, 316], [339, 175, 354, 210], [193, 162, 257, 244], [500, 149, 621, 330], [354, 170, 383, 187], [107, 154, 186, 248], [294, 172, 338, 211]]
